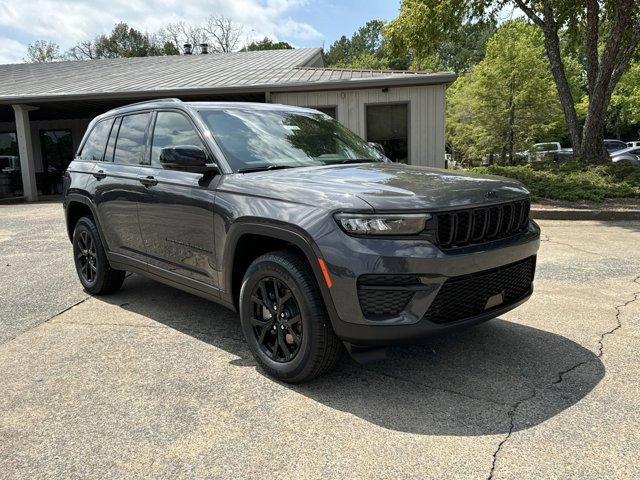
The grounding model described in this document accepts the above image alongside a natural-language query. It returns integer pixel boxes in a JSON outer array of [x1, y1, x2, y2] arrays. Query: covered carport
[[0, 48, 454, 201], [0, 92, 264, 201]]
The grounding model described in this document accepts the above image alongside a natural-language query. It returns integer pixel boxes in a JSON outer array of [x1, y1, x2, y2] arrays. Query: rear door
[[93, 112, 152, 267], [137, 109, 220, 290]]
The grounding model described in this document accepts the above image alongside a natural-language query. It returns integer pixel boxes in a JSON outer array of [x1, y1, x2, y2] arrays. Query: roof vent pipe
[[183, 43, 192, 55], [200, 43, 209, 54]]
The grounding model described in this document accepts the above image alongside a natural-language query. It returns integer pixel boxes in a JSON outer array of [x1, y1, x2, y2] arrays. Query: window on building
[[0, 132, 20, 197], [79, 119, 112, 161], [40, 130, 73, 175], [113, 113, 151, 165], [150, 111, 205, 166], [366, 104, 409, 163]]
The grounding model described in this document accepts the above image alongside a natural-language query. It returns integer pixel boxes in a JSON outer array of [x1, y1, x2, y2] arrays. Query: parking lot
[[1, 202, 639, 479]]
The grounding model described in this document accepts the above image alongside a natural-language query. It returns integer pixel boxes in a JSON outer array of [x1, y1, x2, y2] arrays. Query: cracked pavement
[[1, 203, 640, 479]]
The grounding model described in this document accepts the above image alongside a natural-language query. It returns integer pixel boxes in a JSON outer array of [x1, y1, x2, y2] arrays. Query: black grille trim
[[435, 199, 530, 250], [423, 256, 535, 324], [357, 275, 420, 317]]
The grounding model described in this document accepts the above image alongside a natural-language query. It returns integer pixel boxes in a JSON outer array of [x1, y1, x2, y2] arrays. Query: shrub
[[469, 162, 640, 202]]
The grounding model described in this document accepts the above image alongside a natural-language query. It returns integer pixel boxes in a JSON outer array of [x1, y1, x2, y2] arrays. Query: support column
[[12, 104, 39, 201]]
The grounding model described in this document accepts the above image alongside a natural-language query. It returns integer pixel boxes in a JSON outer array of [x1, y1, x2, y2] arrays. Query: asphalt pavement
[[1, 202, 639, 479]]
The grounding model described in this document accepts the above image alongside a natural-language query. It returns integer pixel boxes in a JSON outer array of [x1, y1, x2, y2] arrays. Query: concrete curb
[[532, 208, 640, 221]]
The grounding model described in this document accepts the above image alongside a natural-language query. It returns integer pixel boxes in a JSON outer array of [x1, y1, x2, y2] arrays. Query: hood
[[220, 163, 529, 211]]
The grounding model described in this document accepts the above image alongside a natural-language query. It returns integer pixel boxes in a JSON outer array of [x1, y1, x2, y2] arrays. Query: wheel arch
[[64, 194, 106, 246], [222, 222, 340, 326]]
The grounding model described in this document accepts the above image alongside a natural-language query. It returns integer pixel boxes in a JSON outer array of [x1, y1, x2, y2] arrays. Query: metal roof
[[0, 48, 455, 104]]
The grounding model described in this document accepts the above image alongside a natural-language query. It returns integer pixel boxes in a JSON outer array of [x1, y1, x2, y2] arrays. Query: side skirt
[[108, 252, 236, 311]]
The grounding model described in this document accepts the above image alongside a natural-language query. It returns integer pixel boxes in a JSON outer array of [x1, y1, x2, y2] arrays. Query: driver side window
[[151, 111, 205, 166]]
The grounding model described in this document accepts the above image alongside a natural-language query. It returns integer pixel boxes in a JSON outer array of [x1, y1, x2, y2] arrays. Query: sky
[[0, 0, 401, 64]]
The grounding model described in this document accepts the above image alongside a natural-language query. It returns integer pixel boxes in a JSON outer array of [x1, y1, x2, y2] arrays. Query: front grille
[[424, 256, 535, 324], [435, 199, 530, 250], [357, 274, 419, 317]]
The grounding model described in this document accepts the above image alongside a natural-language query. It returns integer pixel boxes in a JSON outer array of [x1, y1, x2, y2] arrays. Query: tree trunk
[[506, 78, 516, 164], [540, 22, 582, 155], [514, 0, 640, 163]]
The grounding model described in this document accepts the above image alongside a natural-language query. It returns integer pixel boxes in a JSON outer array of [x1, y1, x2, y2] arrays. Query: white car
[[0, 155, 20, 173], [604, 139, 628, 154], [610, 146, 640, 165], [627, 141, 640, 148], [520, 142, 573, 162]]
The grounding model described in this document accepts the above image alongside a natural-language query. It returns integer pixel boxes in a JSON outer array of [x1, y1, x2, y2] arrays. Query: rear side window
[[150, 111, 205, 166], [79, 119, 112, 161], [113, 113, 151, 165], [103, 117, 122, 162]]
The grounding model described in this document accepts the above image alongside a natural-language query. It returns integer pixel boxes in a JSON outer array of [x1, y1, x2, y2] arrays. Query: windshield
[[198, 108, 385, 171], [533, 143, 558, 152]]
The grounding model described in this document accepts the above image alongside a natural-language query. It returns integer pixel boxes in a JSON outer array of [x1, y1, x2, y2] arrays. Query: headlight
[[334, 213, 430, 236]]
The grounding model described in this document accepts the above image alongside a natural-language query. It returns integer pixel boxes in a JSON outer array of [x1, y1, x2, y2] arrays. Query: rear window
[[79, 119, 113, 161], [605, 141, 627, 153]]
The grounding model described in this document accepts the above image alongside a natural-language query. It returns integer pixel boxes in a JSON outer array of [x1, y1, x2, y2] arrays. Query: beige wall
[[272, 85, 447, 168], [0, 117, 91, 172]]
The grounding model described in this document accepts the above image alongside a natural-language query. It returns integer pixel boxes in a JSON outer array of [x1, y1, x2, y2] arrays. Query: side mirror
[[160, 145, 219, 174], [368, 142, 385, 155]]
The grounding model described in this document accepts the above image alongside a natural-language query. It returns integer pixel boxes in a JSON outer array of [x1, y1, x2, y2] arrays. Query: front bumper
[[316, 221, 541, 345]]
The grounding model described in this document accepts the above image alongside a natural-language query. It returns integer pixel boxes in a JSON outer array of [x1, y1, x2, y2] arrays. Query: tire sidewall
[[239, 257, 320, 379]]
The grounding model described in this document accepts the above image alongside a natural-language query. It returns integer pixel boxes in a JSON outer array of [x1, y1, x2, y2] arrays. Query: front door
[[137, 110, 219, 291]]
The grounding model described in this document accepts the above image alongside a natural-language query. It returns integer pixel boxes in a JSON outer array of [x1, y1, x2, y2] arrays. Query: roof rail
[[103, 98, 184, 116], [124, 98, 183, 107]]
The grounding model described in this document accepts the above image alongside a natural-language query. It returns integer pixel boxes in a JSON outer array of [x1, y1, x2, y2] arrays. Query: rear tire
[[72, 216, 125, 295], [239, 250, 341, 383]]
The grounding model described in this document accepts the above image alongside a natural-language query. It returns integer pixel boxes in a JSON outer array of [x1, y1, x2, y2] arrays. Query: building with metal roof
[[0, 47, 455, 200]]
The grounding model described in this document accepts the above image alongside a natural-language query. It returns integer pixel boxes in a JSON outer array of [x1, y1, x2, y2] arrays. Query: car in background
[[604, 139, 628, 154], [610, 146, 640, 165], [627, 141, 640, 149], [519, 142, 573, 162], [0, 155, 20, 173]]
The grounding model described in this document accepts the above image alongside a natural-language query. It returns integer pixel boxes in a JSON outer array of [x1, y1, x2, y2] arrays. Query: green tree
[[25, 40, 61, 63], [428, 20, 497, 73], [385, 0, 640, 163], [447, 21, 578, 163], [241, 37, 293, 51], [607, 61, 640, 138], [325, 20, 411, 70], [94, 23, 163, 58]]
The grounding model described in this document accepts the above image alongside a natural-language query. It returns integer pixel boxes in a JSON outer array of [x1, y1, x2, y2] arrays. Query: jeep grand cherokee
[[63, 99, 540, 383]]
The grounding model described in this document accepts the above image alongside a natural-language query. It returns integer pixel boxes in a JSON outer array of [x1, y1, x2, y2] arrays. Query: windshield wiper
[[237, 165, 296, 173], [338, 159, 375, 165]]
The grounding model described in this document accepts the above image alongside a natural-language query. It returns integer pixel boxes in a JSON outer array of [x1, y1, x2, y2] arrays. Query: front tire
[[72, 216, 125, 295], [239, 251, 341, 383]]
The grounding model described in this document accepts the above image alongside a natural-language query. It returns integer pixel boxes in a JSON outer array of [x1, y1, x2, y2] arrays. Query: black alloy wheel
[[250, 276, 303, 363], [72, 216, 126, 295], [76, 229, 98, 285], [239, 251, 341, 383]]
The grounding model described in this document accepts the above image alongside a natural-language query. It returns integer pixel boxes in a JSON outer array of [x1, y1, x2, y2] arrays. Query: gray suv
[[63, 99, 540, 382]]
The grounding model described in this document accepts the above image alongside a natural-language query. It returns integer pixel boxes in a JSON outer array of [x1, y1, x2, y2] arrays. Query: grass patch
[[469, 161, 640, 202]]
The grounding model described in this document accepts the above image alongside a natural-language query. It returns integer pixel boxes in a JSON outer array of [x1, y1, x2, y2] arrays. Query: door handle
[[92, 169, 107, 180], [138, 175, 158, 187]]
